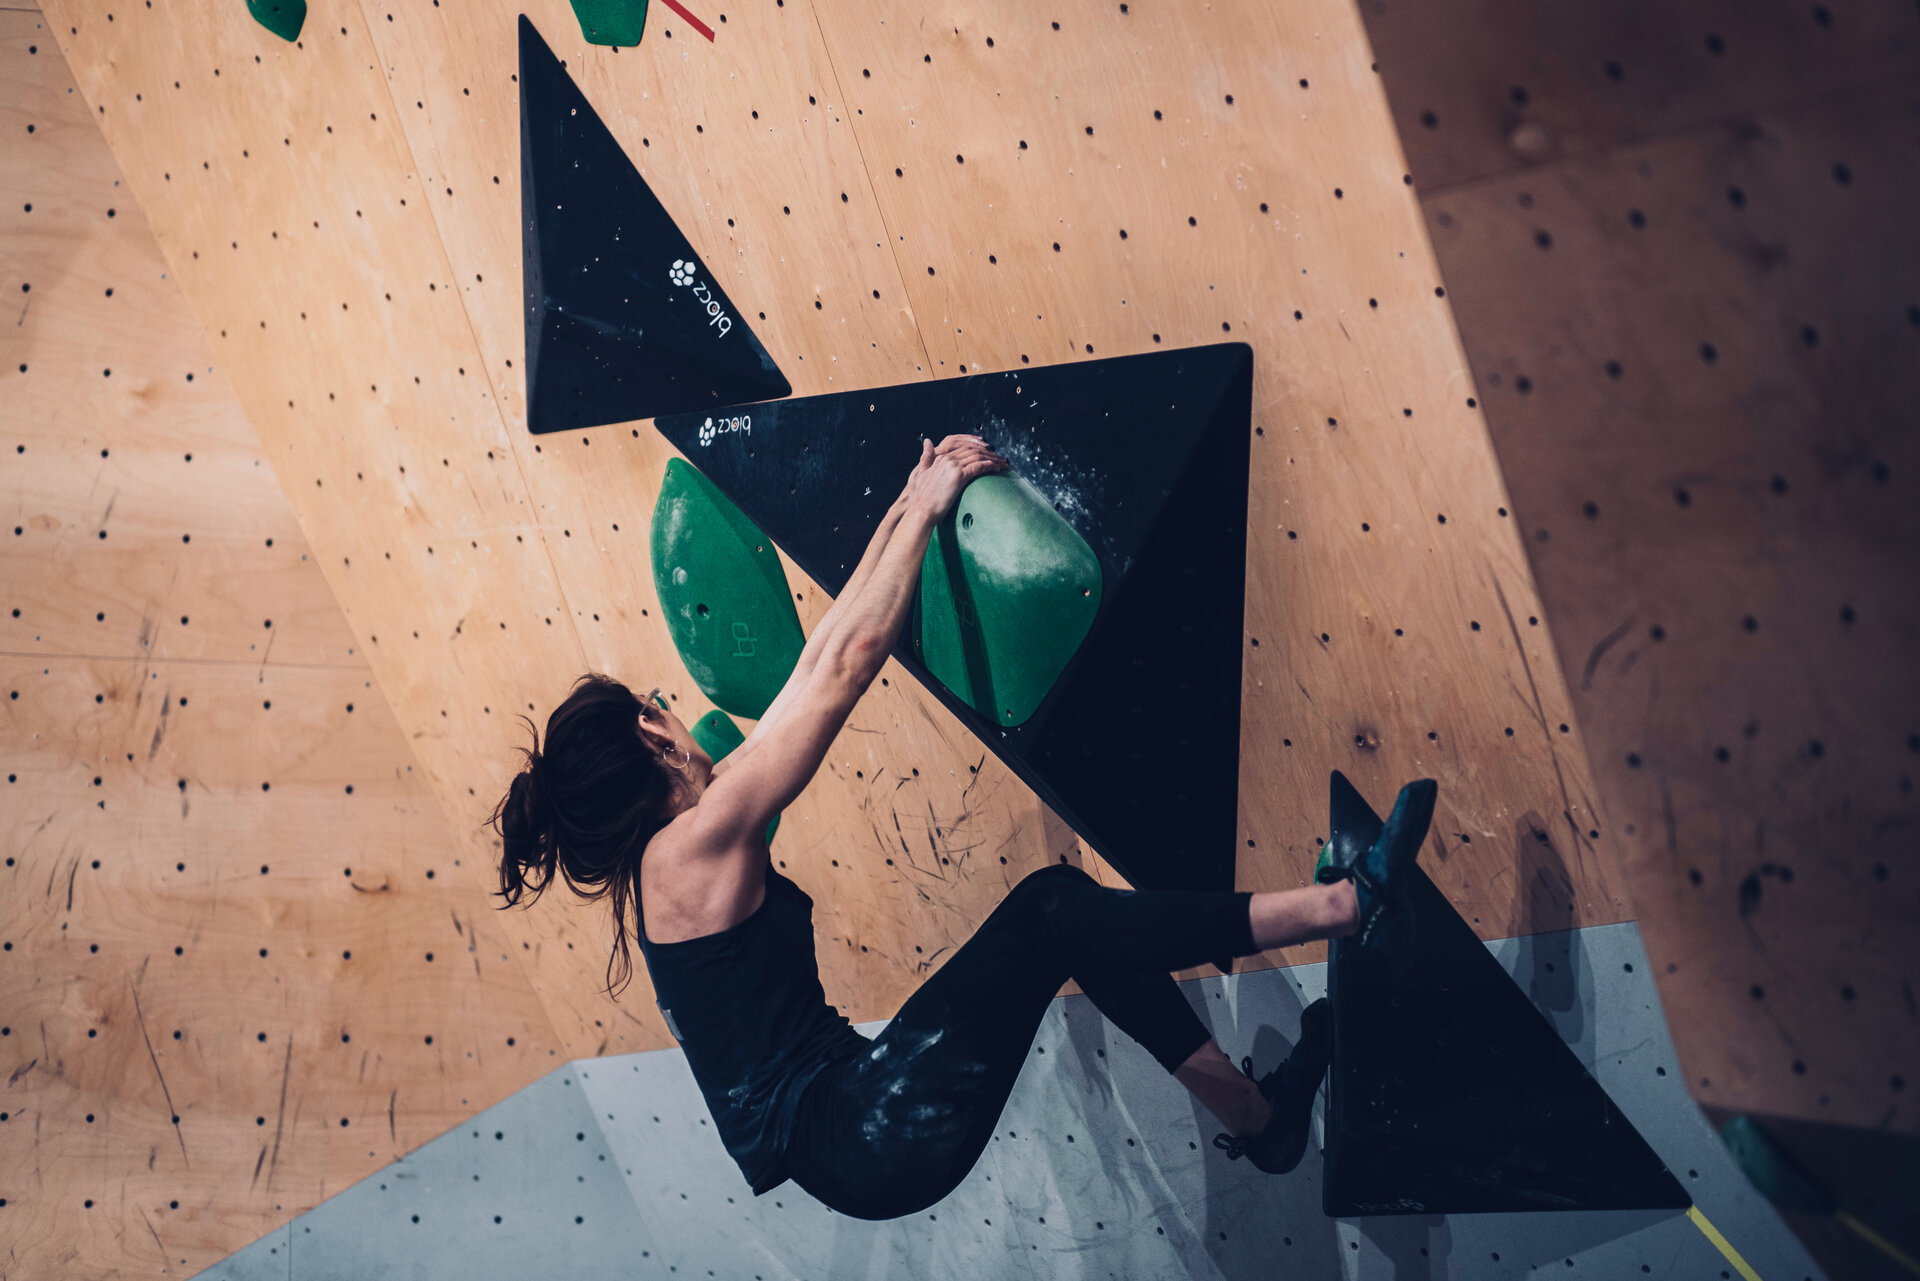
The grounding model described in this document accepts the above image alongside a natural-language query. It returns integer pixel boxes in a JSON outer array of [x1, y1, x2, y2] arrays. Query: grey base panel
[[201, 922, 1824, 1280], [194, 1067, 662, 1280]]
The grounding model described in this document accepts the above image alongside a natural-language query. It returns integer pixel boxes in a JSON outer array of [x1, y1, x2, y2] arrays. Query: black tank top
[[636, 864, 868, 1193]]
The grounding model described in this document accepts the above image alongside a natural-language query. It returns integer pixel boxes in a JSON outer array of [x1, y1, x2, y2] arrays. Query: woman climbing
[[488, 433, 1436, 1221]]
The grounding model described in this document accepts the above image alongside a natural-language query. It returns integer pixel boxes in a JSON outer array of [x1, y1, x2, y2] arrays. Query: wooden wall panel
[[1366, 0, 1920, 187], [1365, 0, 1920, 1130], [3, 15, 352, 670], [0, 660, 562, 1276], [30, 0, 671, 1057], [1422, 88, 1920, 1134], [1, 12, 563, 1275], [41, 0, 1630, 1080]]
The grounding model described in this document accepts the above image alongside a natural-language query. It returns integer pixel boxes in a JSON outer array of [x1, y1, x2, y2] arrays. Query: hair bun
[[517, 754, 551, 823]]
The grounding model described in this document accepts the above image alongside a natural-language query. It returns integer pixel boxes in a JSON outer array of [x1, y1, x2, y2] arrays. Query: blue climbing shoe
[[1212, 997, 1332, 1175], [1317, 778, 1437, 957]]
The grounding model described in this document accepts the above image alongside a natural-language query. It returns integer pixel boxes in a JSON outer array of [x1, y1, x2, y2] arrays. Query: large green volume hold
[[688, 707, 780, 848], [568, 0, 649, 46], [246, 0, 306, 41], [650, 458, 804, 721], [914, 472, 1102, 727]]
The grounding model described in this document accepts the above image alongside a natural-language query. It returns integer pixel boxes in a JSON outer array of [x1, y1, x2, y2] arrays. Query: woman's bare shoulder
[[640, 812, 767, 943]]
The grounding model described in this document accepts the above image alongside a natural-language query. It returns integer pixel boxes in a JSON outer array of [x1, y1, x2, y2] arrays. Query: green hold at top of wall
[[246, 0, 306, 42], [569, 0, 649, 47]]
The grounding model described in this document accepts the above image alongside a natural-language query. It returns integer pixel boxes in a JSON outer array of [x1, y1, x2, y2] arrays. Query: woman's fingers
[[921, 436, 1007, 477]]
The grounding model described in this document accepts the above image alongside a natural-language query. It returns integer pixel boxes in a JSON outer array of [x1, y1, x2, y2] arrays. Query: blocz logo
[[669, 259, 732, 337], [698, 413, 752, 447]]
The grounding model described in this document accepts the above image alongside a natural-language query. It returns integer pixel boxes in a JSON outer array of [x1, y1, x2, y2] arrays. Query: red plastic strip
[[658, 0, 715, 41]]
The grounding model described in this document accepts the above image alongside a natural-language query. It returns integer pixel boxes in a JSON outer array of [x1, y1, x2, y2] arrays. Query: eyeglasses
[[639, 687, 668, 718]]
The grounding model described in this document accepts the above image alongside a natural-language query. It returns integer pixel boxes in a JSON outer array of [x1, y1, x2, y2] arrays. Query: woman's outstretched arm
[[808, 493, 913, 658], [731, 494, 911, 760]]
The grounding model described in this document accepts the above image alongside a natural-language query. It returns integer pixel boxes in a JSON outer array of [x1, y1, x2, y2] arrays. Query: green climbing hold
[[1314, 840, 1335, 880], [246, 0, 306, 42], [1719, 1115, 1835, 1215], [913, 472, 1103, 728], [567, 0, 649, 47], [689, 708, 779, 848], [651, 458, 804, 721]]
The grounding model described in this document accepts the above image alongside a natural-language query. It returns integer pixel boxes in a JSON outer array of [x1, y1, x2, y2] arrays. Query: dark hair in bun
[[486, 672, 686, 995]]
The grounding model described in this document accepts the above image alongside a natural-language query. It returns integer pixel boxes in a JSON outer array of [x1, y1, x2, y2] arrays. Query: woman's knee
[[1013, 862, 1098, 912], [1010, 862, 1096, 900], [987, 864, 1096, 930], [977, 863, 1098, 959]]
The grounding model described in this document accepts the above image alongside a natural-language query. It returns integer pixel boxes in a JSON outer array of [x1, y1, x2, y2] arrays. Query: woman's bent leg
[[782, 917, 1064, 1220], [784, 865, 1284, 1218]]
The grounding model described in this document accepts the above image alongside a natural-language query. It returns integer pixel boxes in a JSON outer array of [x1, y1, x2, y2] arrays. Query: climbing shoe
[[1212, 997, 1332, 1174], [1316, 778, 1437, 958]]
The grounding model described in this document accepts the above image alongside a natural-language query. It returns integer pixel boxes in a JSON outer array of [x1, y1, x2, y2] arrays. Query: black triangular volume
[[1322, 771, 1691, 1215], [653, 346, 1255, 901], [518, 15, 790, 433]]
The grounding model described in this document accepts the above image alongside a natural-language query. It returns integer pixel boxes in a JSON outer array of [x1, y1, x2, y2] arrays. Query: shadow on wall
[[1359, 1214, 1452, 1279], [1055, 974, 1335, 1276], [1187, 978, 1349, 1280], [1512, 811, 1588, 1057]]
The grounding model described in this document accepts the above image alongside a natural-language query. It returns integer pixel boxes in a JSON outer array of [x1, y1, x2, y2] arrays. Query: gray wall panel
[[195, 1065, 664, 1280]]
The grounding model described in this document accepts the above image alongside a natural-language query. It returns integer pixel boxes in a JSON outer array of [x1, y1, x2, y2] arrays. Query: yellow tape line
[[1838, 1210, 1920, 1277], [1688, 1205, 1764, 1281]]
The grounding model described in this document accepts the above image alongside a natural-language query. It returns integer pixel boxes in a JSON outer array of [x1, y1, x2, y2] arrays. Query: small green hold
[[690, 708, 779, 848], [568, 0, 649, 47], [246, 0, 306, 42], [1314, 840, 1335, 880], [1719, 1115, 1834, 1215]]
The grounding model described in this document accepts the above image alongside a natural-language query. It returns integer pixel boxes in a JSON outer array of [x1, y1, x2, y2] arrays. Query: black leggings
[[782, 864, 1257, 1220]]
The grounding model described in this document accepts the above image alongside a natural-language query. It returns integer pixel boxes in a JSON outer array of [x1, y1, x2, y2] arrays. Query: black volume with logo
[[519, 15, 791, 433], [654, 344, 1257, 953]]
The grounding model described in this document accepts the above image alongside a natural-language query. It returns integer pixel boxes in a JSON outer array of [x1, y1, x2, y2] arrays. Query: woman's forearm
[[823, 505, 938, 682], [730, 497, 912, 762], [804, 494, 911, 661]]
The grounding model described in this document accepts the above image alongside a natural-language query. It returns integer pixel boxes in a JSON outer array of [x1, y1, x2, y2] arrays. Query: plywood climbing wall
[[0, 13, 563, 1274], [1363, 0, 1919, 1136], [38, 0, 1629, 1087]]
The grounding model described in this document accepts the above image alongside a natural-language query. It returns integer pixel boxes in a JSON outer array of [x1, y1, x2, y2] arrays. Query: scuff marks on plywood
[[1490, 561, 1599, 884], [129, 977, 189, 1164], [262, 1035, 294, 1196], [148, 684, 172, 761]]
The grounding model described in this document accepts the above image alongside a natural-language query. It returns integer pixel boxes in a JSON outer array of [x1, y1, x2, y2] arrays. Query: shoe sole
[[1353, 781, 1438, 951], [1379, 780, 1438, 878]]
